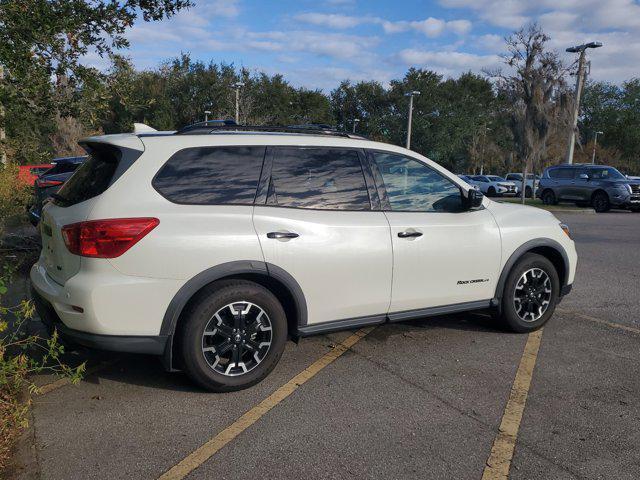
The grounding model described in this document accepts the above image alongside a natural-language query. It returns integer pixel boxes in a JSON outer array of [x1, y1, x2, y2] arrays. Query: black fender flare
[[159, 260, 307, 370], [493, 238, 570, 304]]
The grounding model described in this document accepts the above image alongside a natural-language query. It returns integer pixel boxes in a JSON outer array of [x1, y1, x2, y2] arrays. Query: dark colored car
[[28, 156, 87, 226], [537, 164, 640, 213]]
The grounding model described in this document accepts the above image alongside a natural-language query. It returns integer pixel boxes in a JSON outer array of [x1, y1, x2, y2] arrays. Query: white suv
[[31, 125, 577, 391]]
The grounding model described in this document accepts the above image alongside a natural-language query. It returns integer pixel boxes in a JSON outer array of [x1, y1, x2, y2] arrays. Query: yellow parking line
[[558, 308, 640, 335], [482, 329, 544, 480], [37, 360, 117, 396], [158, 327, 374, 480]]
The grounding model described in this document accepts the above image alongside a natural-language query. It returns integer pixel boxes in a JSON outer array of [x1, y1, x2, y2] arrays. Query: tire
[[487, 187, 496, 197], [497, 253, 560, 333], [525, 186, 532, 198], [541, 189, 557, 205], [592, 191, 610, 213], [179, 280, 287, 392]]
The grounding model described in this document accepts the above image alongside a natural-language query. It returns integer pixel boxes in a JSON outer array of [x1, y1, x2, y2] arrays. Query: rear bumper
[[31, 285, 168, 355]]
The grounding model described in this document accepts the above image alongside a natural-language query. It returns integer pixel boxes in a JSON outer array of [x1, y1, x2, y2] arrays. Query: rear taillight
[[36, 179, 63, 188], [61, 218, 159, 258]]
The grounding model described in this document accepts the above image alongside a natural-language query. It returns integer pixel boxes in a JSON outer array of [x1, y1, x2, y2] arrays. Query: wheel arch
[[494, 239, 569, 304], [160, 261, 307, 370]]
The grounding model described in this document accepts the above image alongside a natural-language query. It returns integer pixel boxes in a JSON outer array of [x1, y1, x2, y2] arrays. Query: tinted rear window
[[269, 147, 370, 210], [54, 147, 120, 207], [153, 146, 265, 205]]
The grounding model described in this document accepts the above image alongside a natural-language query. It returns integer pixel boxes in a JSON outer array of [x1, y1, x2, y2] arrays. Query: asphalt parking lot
[[11, 211, 640, 480]]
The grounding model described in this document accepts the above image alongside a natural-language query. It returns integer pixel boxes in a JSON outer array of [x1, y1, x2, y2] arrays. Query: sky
[[112, 0, 640, 90]]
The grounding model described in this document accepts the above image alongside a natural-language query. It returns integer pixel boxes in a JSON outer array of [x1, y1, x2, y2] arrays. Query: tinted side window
[[153, 146, 265, 205], [270, 148, 370, 210], [372, 152, 464, 213], [549, 168, 575, 179]]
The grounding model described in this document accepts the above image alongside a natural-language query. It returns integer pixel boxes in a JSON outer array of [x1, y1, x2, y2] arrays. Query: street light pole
[[405, 91, 420, 149], [204, 110, 211, 123], [232, 82, 245, 124], [591, 131, 603, 164], [565, 41, 602, 165], [352, 118, 360, 133]]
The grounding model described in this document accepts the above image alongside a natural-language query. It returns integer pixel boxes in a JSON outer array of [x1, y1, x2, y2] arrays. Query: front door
[[253, 146, 393, 326], [369, 151, 502, 313]]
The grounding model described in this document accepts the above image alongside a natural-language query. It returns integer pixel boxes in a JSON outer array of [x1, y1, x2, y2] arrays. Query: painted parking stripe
[[482, 329, 544, 480], [37, 360, 117, 396], [158, 327, 374, 480], [558, 308, 640, 335]]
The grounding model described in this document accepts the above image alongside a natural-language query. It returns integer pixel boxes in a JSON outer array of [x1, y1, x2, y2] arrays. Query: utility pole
[[405, 91, 420, 149], [352, 118, 360, 133], [0, 65, 6, 165], [591, 131, 603, 164], [565, 41, 602, 164], [232, 82, 245, 124]]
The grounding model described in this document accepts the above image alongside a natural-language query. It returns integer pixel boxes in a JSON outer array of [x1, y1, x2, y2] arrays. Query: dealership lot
[[13, 211, 640, 480]]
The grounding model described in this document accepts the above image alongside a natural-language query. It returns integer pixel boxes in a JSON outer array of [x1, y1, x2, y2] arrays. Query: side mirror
[[466, 188, 484, 209], [578, 173, 589, 180]]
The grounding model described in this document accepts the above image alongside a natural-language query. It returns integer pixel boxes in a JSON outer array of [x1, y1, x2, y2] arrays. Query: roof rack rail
[[174, 122, 367, 139]]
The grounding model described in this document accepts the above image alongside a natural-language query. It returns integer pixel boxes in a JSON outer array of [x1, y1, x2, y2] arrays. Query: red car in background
[[17, 164, 52, 185]]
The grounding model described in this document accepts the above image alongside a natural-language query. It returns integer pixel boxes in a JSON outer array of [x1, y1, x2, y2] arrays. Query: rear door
[[252, 146, 392, 326], [369, 151, 501, 313], [552, 167, 576, 200]]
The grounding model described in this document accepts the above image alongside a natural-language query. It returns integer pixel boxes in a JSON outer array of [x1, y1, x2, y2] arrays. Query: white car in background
[[468, 175, 518, 197], [505, 173, 540, 198]]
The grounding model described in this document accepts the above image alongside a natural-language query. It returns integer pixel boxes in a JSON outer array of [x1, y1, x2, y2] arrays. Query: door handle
[[267, 231, 299, 239], [398, 231, 423, 238]]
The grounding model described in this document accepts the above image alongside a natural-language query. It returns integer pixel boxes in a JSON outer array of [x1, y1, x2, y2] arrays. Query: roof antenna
[[133, 123, 157, 134]]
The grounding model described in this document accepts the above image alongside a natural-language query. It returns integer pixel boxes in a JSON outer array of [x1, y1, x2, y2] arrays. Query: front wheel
[[497, 253, 560, 333], [487, 187, 496, 197], [179, 280, 287, 392]]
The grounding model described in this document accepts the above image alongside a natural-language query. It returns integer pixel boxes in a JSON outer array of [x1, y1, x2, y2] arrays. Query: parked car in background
[[537, 164, 640, 213], [457, 174, 479, 189], [28, 156, 87, 226], [18, 164, 52, 185], [30, 124, 576, 392], [505, 173, 540, 198], [468, 175, 517, 197]]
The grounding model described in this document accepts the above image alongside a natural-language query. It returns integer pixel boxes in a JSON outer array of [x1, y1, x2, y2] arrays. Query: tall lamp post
[[231, 82, 245, 124], [405, 90, 420, 149], [591, 131, 603, 164], [204, 110, 212, 123], [565, 41, 602, 164], [352, 118, 360, 133]]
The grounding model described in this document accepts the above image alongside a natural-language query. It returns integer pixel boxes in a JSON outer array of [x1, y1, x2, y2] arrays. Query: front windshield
[[588, 167, 626, 180]]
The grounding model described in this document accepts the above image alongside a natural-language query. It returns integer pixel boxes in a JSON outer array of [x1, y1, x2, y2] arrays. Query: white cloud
[[398, 48, 502, 77], [293, 13, 364, 29], [382, 17, 472, 37]]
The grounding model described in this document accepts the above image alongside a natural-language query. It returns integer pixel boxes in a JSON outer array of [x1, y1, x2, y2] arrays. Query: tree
[[0, 0, 191, 163], [491, 24, 566, 202]]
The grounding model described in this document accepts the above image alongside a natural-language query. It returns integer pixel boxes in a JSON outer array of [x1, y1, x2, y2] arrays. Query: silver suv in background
[[537, 164, 640, 212]]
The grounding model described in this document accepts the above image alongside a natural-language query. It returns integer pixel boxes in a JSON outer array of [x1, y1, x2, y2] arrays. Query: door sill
[[296, 300, 492, 337]]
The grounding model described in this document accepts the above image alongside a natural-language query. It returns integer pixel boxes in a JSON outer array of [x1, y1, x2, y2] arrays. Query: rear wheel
[[525, 186, 533, 198], [542, 189, 557, 205], [180, 280, 287, 392], [487, 186, 496, 197], [497, 253, 560, 333], [592, 191, 610, 213]]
